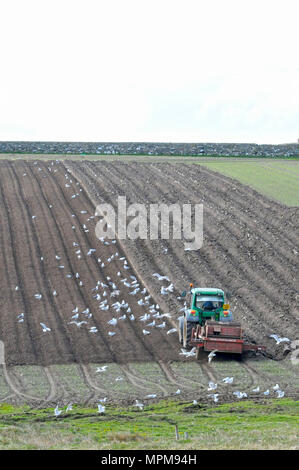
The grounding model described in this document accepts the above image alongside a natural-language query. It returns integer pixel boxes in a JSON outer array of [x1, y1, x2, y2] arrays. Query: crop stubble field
[[0, 157, 298, 408]]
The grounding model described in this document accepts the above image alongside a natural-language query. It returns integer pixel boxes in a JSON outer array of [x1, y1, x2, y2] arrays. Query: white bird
[[156, 322, 166, 329], [55, 255, 61, 260], [152, 273, 170, 281], [208, 393, 219, 403], [146, 320, 156, 327], [233, 391, 247, 399], [40, 322, 51, 332], [54, 405, 62, 416], [138, 299, 147, 306], [97, 404, 105, 414], [275, 390, 285, 398], [129, 314, 135, 321], [108, 318, 118, 326], [263, 389, 270, 396], [143, 329, 151, 335], [269, 334, 290, 345], [108, 331, 116, 337], [139, 314, 150, 322], [35, 293, 42, 300], [273, 384, 280, 391], [208, 350, 217, 363], [66, 403, 73, 412], [252, 386, 260, 393], [175, 389, 181, 395], [167, 328, 177, 335], [115, 376, 123, 381], [89, 327, 98, 333], [134, 400, 144, 410], [193, 400, 198, 405], [145, 394, 157, 399], [98, 397, 107, 403], [69, 320, 87, 327], [222, 377, 234, 384], [53, 290, 57, 296], [96, 366, 108, 373], [118, 314, 126, 321], [208, 381, 218, 391], [179, 347, 196, 357]]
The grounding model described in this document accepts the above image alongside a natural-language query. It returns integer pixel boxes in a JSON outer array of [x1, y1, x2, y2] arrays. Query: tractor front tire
[[183, 321, 193, 349]]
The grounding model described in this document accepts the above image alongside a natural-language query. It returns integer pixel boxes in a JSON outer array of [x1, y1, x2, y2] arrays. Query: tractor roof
[[191, 287, 225, 297]]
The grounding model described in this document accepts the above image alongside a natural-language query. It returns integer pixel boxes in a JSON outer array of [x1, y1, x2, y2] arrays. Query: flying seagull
[[208, 350, 217, 363]]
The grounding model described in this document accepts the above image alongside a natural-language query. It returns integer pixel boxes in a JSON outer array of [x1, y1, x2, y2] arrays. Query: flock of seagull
[[17, 161, 289, 414]]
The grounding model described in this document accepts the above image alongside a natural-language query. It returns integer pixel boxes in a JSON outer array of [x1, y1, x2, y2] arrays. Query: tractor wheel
[[178, 317, 184, 345], [183, 321, 193, 349]]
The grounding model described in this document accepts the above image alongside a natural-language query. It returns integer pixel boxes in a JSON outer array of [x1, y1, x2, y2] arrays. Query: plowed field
[[0, 159, 298, 406]]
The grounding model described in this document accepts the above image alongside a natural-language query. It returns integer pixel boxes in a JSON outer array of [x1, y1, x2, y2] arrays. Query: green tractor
[[178, 285, 265, 355], [179, 286, 231, 348]]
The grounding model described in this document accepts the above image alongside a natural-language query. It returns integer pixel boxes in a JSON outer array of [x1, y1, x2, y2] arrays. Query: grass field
[[0, 399, 298, 450], [199, 160, 299, 206]]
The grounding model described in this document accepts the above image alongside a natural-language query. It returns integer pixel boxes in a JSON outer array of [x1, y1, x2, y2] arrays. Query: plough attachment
[[190, 320, 266, 355]]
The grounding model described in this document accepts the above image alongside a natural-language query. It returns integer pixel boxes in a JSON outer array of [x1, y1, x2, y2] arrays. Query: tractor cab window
[[195, 295, 223, 311]]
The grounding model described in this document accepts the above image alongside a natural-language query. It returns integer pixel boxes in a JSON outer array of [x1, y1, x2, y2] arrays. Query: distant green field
[[199, 160, 299, 206]]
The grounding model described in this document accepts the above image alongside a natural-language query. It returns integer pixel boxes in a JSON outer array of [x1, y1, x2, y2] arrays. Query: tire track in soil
[[122, 363, 169, 396], [1, 364, 41, 402]]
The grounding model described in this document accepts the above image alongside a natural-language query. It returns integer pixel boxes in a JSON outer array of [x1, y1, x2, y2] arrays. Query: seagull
[[208, 350, 217, 363], [208, 381, 218, 391], [134, 400, 144, 410], [152, 273, 170, 281], [272, 384, 280, 391], [175, 389, 181, 395], [146, 320, 156, 327], [115, 376, 123, 381], [208, 393, 219, 403], [167, 328, 177, 335], [108, 331, 116, 337], [66, 403, 73, 412], [263, 389, 270, 396], [193, 400, 198, 405], [222, 377, 234, 384], [35, 293, 42, 300], [275, 390, 285, 398], [269, 334, 290, 345], [97, 404, 105, 414], [143, 329, 151, 335], [52, 290, 57, 296], [99, 397, 107, 403], [233, 391, 247, 399], [54, 405, 62, 416], [96, 366, 108, 373], [145, 394, 157, 399], [108, 318, 118, 326], [180, 347, 196, 357], [69, 320, 87, 327], [139, 314, 150, 322], [129, 314, 135, 321], [252, 386, 260, 393], [40, 322, 51, 332], [156, 322, 166, 329]]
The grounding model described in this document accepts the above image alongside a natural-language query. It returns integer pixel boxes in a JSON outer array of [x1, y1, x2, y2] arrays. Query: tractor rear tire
[[183, 321, 193, 349]]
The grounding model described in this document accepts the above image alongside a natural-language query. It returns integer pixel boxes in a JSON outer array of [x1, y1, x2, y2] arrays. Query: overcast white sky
[[0, 0, 298, 144]]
